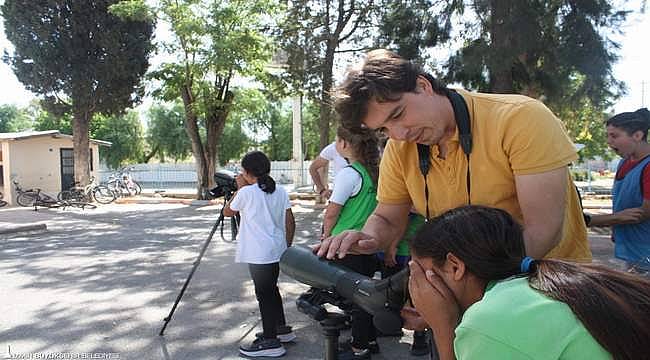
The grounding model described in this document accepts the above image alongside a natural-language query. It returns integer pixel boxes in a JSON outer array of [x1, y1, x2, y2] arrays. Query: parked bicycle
[[58, 176, 116, 204], [14, 180, 97, 211], [106, 167, 142, 197], [13, 180, 61, 210], [0, 191, 7, 207]]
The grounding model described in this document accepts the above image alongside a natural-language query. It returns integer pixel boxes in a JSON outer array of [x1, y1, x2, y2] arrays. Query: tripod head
[[210, 169, 238, 200], [280, 245, 408, 334]]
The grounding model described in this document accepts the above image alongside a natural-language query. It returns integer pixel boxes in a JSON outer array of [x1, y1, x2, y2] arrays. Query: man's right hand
[[314, 230, 380, 259]]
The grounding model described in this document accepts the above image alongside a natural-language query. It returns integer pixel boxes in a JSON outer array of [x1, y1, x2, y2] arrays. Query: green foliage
[[139, 0, 277, 197], [274, 0, 377, 148], [2, 0, 154, 182], [570, 168, 589, 182], [374, 0, 628, 160], [218, 117, 252, 165], [0, 104, 32, 132], [146, 102, 193, 162], [375, 0, 457, 60], [33, 109, 73, 135], [443, 1, 626, 104], [2, 0, 155, 115], [92, 111, 146, 169]]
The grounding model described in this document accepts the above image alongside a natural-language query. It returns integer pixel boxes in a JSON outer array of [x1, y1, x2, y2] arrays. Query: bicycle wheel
[[130, 180, 142, 195], [106, 180, 123, 197], [17, 192, 38, 207], [93, 185, 116, 204], [66, 201, 97, 210]]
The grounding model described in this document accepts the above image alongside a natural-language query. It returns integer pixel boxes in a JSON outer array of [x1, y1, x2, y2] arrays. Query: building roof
[[0, 130, 112, 146]]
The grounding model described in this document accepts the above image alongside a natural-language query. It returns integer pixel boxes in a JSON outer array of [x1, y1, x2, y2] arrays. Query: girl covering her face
[[408, 205, 650, 360]]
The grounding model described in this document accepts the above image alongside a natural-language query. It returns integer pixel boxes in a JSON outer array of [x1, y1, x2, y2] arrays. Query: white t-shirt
[[230, 184, 291, 264], [320, 142, 348, 178], [329, 166, 362, 205]]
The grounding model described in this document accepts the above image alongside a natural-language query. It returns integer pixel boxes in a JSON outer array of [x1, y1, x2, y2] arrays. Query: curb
[[0, 223, 47, 236]]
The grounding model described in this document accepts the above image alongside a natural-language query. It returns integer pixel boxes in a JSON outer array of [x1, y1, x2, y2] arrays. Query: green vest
[[331, 162, 377, 236]]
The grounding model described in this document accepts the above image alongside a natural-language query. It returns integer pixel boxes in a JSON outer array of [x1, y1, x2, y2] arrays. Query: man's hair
[[334, 49, 447, 130]]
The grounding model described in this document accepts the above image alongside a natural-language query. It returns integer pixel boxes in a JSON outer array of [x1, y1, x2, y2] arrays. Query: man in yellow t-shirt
[[317, 49, 590, 262]]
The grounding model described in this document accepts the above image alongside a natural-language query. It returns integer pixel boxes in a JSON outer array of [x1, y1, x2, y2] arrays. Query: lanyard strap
[[418, 89, 472, 222]]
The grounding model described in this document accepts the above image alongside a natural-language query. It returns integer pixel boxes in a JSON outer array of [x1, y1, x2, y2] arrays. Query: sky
[[0, 4, 647, 114]]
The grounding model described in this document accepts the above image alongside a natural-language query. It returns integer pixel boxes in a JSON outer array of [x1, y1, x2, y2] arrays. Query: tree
[[113, 0, 276, 199], [146, 102, 193, 163], [92, 111, 145, 169], [0, 104, 32, 132], [33, 109, 73, 135], [275, 0, 377, 150], [374, 0, 456, 61], [375, 1, 628, 158], [2, 0, 154, 185]]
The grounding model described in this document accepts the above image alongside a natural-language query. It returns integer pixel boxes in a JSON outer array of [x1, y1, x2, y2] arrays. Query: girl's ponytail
[[530, 260, 650, 359], [241, 151, 276, 194], [257, 173, 276, 194]]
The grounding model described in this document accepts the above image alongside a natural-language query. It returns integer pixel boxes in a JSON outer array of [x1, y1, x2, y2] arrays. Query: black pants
[[248, 262, 287, 339], [335, 254, 379, 349]]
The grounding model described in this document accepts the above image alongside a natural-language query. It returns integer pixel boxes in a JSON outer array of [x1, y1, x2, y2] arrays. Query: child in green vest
[[321, 126, 380, 360]]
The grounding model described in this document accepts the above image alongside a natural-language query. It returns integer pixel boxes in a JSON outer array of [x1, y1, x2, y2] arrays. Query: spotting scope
[[280, 245, 408, 334]]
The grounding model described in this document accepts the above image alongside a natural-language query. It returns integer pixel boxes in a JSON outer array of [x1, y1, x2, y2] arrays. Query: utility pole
[[292, 95, 304, 188]]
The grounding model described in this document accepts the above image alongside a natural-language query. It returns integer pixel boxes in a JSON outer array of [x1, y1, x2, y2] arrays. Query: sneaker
[[254, 325, 296, 343], [337, 348, 371, 360], [239, 337, 286, 358], [339, 339, 379, 354], [410, 331, 430, 356]]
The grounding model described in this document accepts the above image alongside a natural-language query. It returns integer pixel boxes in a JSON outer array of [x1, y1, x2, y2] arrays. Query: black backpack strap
[[447, 89, 472, 156], [416, 86, 473, 219]]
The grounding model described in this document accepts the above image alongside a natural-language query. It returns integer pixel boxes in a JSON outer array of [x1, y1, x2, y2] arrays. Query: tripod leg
[[159, 212, 225, 336]]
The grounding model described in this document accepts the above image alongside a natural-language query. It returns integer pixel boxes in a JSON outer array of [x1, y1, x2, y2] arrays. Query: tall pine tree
[[2, 0, 154, 185]]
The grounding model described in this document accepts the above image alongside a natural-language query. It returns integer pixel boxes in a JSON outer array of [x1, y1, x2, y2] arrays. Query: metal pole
[[292, 95, 304, 189]]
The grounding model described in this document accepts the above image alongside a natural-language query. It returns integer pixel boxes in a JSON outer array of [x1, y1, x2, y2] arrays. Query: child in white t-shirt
[[224, 151, 296, 358]]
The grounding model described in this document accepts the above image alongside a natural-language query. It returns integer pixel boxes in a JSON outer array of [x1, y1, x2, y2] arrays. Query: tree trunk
[[205, 90, 233, 188], [319, 38, 336, 150], [72, 106, 92, 187], [488, 0, 514, 93], [180, 84, 210, 199]]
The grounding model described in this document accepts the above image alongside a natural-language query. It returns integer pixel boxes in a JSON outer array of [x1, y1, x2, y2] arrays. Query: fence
[[98, 161, 318, 191]]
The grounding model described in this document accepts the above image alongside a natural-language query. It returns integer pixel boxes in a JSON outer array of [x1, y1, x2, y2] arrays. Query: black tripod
[[320, 312, 349, 360], [159, 193, 239, 336]]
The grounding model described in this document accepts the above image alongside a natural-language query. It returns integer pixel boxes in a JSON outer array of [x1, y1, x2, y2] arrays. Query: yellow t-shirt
[[378, 90, 591, 261]]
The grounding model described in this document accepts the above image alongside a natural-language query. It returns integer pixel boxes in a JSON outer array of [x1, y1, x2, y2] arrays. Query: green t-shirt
[[454, 277, 610, 359]]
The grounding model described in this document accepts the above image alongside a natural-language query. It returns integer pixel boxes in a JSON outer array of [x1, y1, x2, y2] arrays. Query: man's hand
[[314, 230, 379, 259]]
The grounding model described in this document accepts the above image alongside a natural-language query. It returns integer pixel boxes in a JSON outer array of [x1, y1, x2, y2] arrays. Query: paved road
[[0, 201, 624, 360]]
